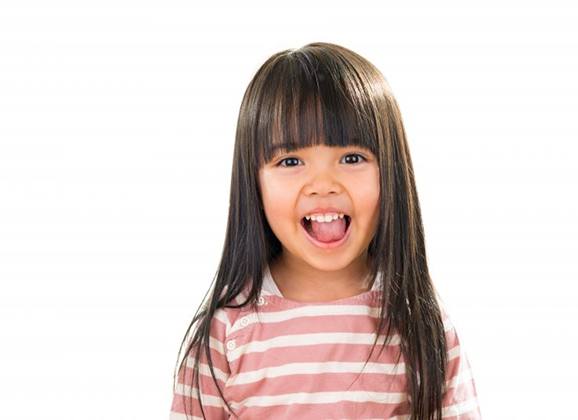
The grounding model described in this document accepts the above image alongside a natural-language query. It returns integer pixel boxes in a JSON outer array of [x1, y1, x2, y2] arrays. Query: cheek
[[259, 172, 297, 222], [350, 170, 380, 213]]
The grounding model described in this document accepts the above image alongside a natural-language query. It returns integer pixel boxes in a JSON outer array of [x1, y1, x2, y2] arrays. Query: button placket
[[226, 339, 236, 351]]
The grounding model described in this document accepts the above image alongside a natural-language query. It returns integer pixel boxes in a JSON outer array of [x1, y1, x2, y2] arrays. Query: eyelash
[[275, 153, 368, 168]]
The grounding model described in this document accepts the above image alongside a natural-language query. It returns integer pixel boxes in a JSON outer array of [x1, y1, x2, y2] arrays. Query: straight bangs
[[252, 51, 382, 168]]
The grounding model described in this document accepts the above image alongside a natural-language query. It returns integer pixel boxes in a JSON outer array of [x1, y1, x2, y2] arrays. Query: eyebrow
[[270, 142, 299, 153], [270, 143, 372, 155]]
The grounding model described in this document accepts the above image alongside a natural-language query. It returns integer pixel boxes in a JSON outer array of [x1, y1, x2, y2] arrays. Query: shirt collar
[[261, 264, 383, 298]]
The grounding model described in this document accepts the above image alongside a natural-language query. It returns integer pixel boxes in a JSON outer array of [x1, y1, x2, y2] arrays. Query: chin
[[299, 254, 356, 272]]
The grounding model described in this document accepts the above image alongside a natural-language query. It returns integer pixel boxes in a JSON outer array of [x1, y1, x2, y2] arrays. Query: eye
[[276, 157, 301, 168], [342, 153, 367, 165], [275, 153, 367, 168]]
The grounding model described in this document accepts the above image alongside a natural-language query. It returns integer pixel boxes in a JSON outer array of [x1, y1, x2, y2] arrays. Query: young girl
[[169, 42, 481, 419]]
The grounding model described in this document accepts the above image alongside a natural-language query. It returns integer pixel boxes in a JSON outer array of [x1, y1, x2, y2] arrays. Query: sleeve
[[169, 309, 233, 420], [439, 308, 482, 419]]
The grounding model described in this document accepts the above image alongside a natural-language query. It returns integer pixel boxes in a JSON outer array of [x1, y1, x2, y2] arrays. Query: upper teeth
[[305, 212, 346, 223]]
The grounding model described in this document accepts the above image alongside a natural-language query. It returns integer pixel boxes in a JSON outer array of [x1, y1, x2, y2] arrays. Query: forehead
[[252, 61, 379, 167], [269, 142, 371, 155], [259, 100, 374, 156]]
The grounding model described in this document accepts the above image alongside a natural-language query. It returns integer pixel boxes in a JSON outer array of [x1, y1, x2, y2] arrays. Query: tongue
[[310, 218, 347, 242]]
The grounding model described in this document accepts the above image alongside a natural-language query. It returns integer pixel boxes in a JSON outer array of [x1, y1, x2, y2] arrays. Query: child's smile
[[299, 209, 352, 249], [258, 144, 380, 277]]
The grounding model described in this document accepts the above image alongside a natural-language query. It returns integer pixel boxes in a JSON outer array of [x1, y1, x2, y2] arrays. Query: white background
[[1, 1, 577, 419]]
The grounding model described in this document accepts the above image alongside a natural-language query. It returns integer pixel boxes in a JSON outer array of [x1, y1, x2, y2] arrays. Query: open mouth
[[300, 214, 352, 247]]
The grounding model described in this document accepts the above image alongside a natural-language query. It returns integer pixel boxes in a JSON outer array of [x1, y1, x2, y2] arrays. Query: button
[[226, 340, 236, 350], [241, 317, 249, 326], [257, 296, 266, 306]]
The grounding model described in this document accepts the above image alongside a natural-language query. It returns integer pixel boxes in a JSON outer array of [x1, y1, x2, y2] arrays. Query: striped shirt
[[170, 265, 481, 419]]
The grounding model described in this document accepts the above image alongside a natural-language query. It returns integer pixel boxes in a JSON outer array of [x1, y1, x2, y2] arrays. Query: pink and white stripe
[[170, 266, 481, 419]]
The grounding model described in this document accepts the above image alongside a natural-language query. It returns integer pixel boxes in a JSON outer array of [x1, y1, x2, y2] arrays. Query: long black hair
[[173, 41, 448, 419]]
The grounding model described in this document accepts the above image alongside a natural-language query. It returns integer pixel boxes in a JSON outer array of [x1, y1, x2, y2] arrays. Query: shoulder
[[208, 306, 246, 342], [437, 298, 483, 418], [205, 284, 257, 346], [437, 298, 473, 359], [436, 294, 462, 345]]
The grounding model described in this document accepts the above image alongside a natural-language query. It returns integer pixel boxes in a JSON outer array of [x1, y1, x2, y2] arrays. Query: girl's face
[[258, 144, 380, 273]]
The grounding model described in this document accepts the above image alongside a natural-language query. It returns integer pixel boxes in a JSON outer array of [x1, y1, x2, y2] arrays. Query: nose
[[303, 169, 342, 196]]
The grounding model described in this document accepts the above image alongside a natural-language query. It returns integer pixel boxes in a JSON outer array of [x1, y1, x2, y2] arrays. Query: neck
[[268, 251, 373, 302]]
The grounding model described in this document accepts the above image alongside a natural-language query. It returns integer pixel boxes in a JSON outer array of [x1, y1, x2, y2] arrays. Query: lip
[[301, 207, 350, 219], [300, 216, 352, 250]]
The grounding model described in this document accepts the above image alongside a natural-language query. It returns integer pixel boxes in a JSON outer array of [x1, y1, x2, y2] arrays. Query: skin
[[258, 144, 381, 302]]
